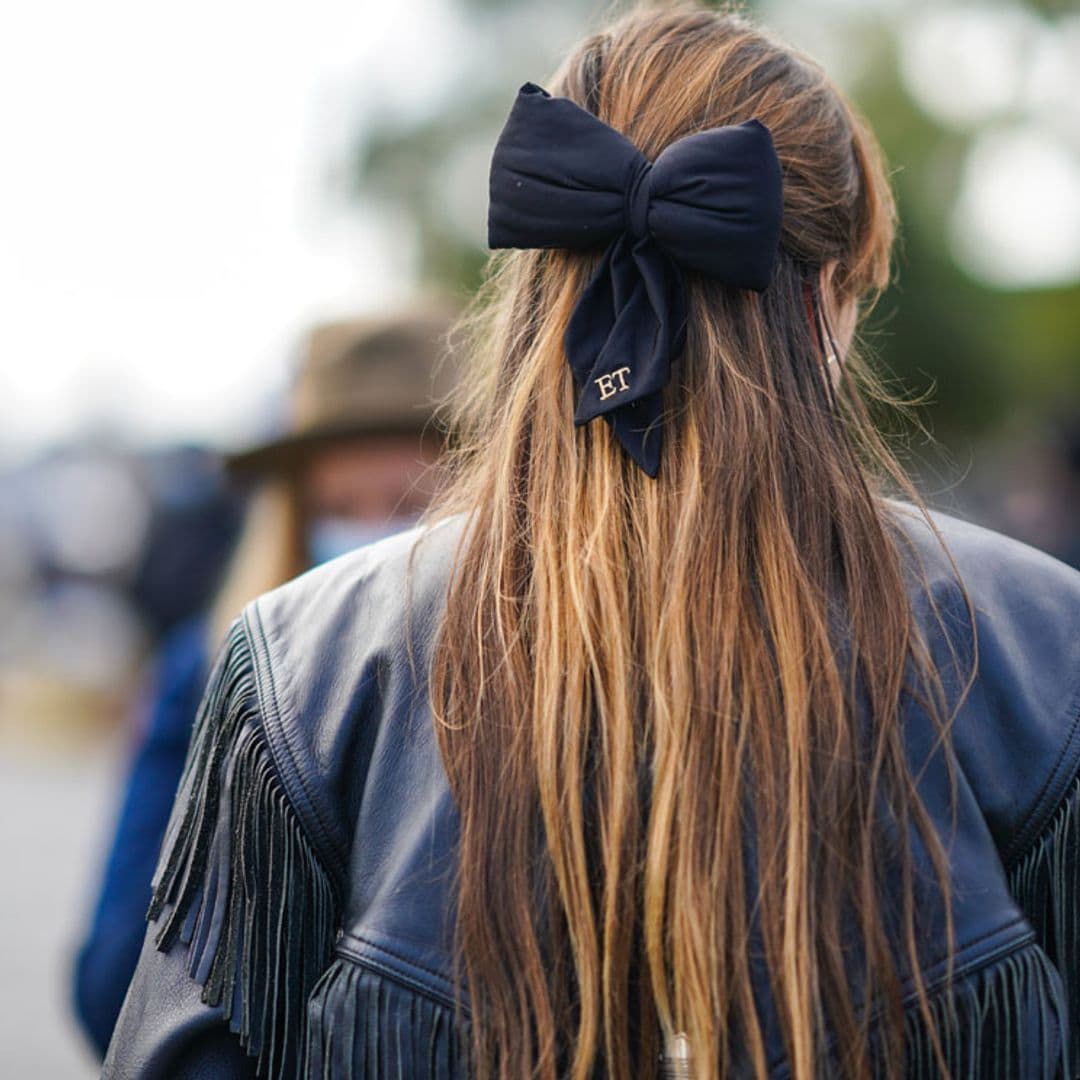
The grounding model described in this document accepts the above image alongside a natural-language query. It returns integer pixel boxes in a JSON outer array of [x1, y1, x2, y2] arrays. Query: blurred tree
[[850, 14, 1080, 447], [354, 1, 593, 296], [352, 0, 1080, 463]]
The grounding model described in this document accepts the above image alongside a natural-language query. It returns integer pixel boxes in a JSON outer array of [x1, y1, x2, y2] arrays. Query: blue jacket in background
[[72, 617, 209, 1059]]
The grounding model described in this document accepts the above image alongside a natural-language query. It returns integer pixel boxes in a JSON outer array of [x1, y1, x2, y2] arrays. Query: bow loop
[[489, 83, 783, 477]]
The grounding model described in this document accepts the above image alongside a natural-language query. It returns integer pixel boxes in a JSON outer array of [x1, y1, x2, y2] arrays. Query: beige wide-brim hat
[[226, 301, 461, 476]]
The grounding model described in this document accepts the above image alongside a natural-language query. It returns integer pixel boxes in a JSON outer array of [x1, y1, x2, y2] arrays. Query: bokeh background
[[1, 0, 1077, 1073]]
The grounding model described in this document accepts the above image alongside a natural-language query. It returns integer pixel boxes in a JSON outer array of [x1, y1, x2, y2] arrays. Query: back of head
[[430, 6, 951, 1078]]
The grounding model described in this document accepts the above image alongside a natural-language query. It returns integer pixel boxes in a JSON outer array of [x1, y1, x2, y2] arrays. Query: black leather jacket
[[104, 503, 1080, 1079]]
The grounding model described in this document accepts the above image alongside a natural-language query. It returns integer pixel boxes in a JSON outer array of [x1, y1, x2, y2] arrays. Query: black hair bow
[[488, 82, 784, 476]]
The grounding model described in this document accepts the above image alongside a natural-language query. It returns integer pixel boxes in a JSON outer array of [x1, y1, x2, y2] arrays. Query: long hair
[[427, 6, 965, 1077], [209, 480, 307, 648]]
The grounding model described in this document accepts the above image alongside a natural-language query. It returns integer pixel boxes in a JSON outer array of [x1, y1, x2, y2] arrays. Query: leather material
[[104, 927, 259, 1079], [105, 504, 1080, 1077]]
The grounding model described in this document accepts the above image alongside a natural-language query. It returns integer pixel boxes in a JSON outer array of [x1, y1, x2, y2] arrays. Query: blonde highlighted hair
[[428, 6, 964, 1077]]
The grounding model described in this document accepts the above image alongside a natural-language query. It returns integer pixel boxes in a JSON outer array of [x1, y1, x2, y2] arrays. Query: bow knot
[[625, 158, 653, 241], [488, 83, 783, 477]]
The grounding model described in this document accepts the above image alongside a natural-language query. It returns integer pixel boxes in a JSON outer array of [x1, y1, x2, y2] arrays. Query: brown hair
[[428, 5, 964, 1077]]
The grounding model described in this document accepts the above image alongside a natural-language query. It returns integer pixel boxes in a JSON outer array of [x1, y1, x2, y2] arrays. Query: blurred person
[[129, 445, 246, 640], [0, 445, 241, 747], [72, 306, 455, 1059], [106, 6, 1080, 1079]]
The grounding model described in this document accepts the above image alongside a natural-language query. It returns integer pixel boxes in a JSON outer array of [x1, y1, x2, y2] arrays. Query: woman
[[106, 6, 1080, 1078]]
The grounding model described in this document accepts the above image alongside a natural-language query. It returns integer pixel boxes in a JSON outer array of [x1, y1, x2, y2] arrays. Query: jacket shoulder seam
[[335, 934, 462, 1014], [244, 601, 349, 880], [1003, 684, 1080, 870]]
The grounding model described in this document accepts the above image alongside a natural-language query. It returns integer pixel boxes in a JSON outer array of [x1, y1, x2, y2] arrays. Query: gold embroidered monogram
[[594, 366, 631, 401]]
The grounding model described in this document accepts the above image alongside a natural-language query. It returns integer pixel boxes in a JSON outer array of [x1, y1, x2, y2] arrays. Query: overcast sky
[[0, 0, 468, 459], [2, 0, 1077, 461]]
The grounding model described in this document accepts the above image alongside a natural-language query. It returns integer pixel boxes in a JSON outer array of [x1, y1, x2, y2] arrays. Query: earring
[[825, 352, 837, 366]]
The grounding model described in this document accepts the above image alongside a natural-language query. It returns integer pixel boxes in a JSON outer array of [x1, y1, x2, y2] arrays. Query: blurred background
[[1, 0, 1077, 1074]]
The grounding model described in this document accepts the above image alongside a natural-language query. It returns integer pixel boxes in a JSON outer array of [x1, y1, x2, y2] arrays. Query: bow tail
[[563, 236, 685, 477], [564, 239, 619, 388], [637, 238, 687, 376], [605, 392, 665, 477]]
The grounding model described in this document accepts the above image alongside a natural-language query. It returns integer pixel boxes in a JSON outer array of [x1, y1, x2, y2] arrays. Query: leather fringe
[[147, 620, 339, 1080], [141, 616, 1077, 1079], [306, 943, 1066, 1079], [306, 960, 471, 1079], [872, 942, 1069, 1079], [1007, 772, 1080, 1075]]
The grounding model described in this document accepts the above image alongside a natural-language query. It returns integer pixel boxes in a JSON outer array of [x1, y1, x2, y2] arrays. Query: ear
[[818, 260, 839, 312], [817, 260, 858, 362]]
